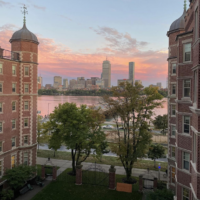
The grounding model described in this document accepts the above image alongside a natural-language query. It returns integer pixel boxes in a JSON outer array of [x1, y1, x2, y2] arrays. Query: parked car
[[102, 125, 114, 129]]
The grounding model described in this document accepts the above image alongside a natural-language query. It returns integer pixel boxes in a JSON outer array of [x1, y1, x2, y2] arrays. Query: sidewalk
[[37, 157, 167, 181]]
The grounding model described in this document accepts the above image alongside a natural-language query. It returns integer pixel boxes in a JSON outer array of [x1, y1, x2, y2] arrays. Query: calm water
[[37, 95, 168, 117]]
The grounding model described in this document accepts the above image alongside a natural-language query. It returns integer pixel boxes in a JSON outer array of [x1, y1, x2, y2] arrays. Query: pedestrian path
[[37, 157, 167, 181]]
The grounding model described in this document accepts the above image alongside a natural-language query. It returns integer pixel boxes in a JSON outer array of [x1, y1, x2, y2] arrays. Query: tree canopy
[[45, 103, 106, 175], [153, 114, 168, 135], [101, 82, 164, 181]]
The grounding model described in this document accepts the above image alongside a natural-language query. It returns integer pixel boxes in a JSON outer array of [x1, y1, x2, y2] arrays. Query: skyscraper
[[156, 82, 162, 89], [102, 59, 111, 88], [53, 76, 62, 88], [63, 79, 68, 89], [129, 62, 135, 85]]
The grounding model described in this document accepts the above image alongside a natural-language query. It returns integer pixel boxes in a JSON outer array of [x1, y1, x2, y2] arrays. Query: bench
[[19, 186, 30, 195], [116, 183, 132, 193]]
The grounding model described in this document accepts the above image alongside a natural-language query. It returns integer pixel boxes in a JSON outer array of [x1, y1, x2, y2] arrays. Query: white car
[[102, 125, 114, 129]]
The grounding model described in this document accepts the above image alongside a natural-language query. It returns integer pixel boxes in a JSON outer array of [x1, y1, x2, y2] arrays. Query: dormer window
[[184, 43, 191, 62]]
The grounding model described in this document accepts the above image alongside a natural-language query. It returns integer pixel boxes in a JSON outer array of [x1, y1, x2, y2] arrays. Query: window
[[195, 8, 199, 41], [24, 118, 28, 127], [0, 142, 2, 152], [0, 103, 2, 113], [24, 67, 29, 76], [172, 84, 176, 95], [11, 138, 15, 147], [172, 64, 176, 74], [0, 160, 2, 176], [0, 122, 2, 133], [23, 153, 28, 166], [24, 136, 28, 145], [12, 120, 16, 129], [12, 66, 16, 75], [194, 71, 197, 104], [184, 80, 191, 97], [172, 126, 176, 136], [11, 155, 15, 168], [12, 102, 16, 111], [184, 43, 191, 62], [171, 147, 175, 158], [183, 188, 189, 200], [193, 134, 197, 164], [171, 167, 175, 184], [171, 105, 176, 116], [0, 64, 2, 74], [0, 83, 2, 93], [183, 116, 190, 134], [24, 84, 29, 93], [12, 83, 16, 93], [183, 152, 190, 170], [24, 101, 29, 110]]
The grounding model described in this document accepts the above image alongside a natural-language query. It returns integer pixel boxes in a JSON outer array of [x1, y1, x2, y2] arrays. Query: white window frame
[[24, 84, 29, 93], [183, 80, 191, 98], [24, 66, 29, 76], [193, 133, 197, 165], [12, 101, 16, 111], [183, 152, 190, 171], [171, 125, 176, 137], [183, 116, 190, 134], [24, 118, 29, 128], [0, 142, 3, 153], [171, 146, 175, 158], [171, 105, 176, 116], [0, 83, 3, 93], [12, 65, 16, 76], [172, 84, 176, 95], [183, 43, 192, 62], [23, 152, 28, 166], [11, 137, 16, 148], [0, 102, 2, 113], [0, 63, 3, 74], [12, 83, 16, 93], [0, 122, 2, 133], [24, 136, 28, 145], [172, 64, 176, 75], [12, 119, 16, 130], [24, 101, 29, 110], [182, 187, 190, 200]]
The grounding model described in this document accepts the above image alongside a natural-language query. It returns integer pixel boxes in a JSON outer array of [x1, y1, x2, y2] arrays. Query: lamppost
[[48, 103, 51, 116], [158, 163, 161, 181]]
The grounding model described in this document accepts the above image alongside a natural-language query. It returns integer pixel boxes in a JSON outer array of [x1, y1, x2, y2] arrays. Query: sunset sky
[[0, 0, 186, 87]]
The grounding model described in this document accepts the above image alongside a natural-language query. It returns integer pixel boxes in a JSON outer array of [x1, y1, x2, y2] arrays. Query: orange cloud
[[0, 24, 168, 86]]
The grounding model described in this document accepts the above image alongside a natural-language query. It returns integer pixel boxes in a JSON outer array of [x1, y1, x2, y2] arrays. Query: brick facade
[[0, 23, 38, 183], [167, 0, 200, 199]]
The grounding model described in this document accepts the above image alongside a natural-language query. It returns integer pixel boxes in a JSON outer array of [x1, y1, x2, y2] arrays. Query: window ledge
[[12, 128, 16, 131], [189, 106, 200, 115], [183, 61, 192, 64], [23, 127, 29, 129], [12, 110, 16, 113], [180, 133, 192, 137], [171, 74, 176, 76], [181, 169, 191, 175], [11, 147, 16, 150], [181, 97, 191, 101], [171, 115, 176, 118]]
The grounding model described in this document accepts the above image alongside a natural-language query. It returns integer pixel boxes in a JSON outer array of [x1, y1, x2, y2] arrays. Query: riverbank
[[37, 149, 168, 172]]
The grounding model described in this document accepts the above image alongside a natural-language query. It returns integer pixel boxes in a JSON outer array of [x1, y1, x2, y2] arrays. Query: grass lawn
[[37, 149, 168, 172], [31, 169, 142, 200]]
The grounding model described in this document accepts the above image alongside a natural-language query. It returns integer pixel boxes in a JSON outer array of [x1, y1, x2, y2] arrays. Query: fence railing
[[0, 48, 20, 61]]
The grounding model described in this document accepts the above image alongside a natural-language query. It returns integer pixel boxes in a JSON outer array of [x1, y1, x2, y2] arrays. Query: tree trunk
[[126, 167, 132, 181], [154, 159, 156, 168], [71, 149, 76, 175]]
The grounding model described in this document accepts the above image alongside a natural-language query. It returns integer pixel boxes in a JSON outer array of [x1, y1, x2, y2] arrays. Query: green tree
[[153, 114, 168, 135], [101, 82, 163, 182], [3, 165, 36, 190], [46, 103, 106, 175], [148, 144, 165, 168], [0, 189, 14, 200], [37, 115, 49, 150], [146, 189, 174, 200]]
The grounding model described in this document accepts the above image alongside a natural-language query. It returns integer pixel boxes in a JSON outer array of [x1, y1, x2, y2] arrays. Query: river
[[37, 95, 168, 117]]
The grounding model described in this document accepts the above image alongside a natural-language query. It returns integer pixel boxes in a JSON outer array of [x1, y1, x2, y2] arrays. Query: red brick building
[[167, 0, 200, 199], [0, 20, 38, 183]]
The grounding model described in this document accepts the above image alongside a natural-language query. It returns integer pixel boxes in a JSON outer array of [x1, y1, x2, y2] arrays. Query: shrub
[[0, 189, 14, 200], [146, 189, 174, 200]]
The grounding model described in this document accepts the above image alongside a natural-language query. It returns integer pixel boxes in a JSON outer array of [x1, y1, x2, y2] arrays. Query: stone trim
[[191, 126, 200, 136], [189, 106, 200, 115], [190, 183, 199, 200]]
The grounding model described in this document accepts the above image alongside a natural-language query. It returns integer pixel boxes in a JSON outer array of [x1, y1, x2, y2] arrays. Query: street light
[[158, 163, 161, 180]]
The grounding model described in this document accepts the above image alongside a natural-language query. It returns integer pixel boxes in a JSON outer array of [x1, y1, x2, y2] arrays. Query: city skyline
[[0, 0, 186, 87]]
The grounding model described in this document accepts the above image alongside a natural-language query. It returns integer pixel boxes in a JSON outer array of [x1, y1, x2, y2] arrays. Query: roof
[[10, 24, 39, 44], [167, 10, 186, 36]]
